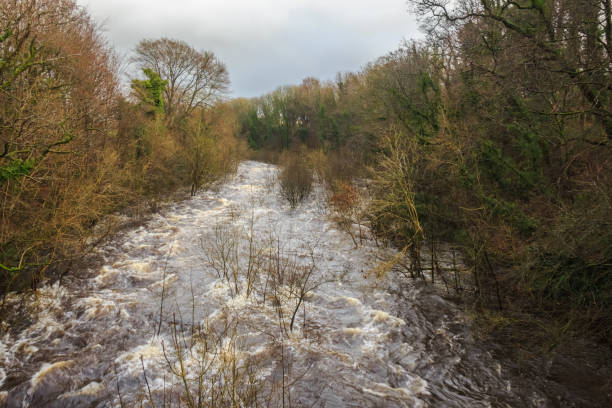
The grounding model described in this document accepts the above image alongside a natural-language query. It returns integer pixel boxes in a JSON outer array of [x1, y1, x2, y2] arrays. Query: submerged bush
[[279, 152, 313, 208]]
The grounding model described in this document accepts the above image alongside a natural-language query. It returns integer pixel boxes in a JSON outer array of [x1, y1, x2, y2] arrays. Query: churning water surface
[[0, 161, 552, 407]]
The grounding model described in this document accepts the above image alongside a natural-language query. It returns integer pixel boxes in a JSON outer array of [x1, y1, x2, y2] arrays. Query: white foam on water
[[0, 161, 541, 407], [114, 337, 166, 377], [59, 381, 104, 399], [78, 297, 118, 320], [148, 273, 178, 291], [30, 360, 72, 389], [94, 265, 119, 286]]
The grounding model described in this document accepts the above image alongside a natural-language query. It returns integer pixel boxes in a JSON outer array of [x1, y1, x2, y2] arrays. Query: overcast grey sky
[[76, 0, 421, 97]]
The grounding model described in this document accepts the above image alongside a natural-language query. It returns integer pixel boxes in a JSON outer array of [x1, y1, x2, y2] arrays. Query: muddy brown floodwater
[[0, 161, 609, 407]]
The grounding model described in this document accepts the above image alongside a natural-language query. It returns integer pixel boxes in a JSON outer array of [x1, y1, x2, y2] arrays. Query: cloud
[[78, 0, 421, 97]]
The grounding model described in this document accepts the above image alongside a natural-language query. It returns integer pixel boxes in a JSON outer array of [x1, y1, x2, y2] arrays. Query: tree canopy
[[132, 37, 230, 121]]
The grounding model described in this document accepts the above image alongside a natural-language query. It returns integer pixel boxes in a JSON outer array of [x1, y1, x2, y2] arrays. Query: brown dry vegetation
[[278, 150, 314, 209], [0, 0, 244, 298]]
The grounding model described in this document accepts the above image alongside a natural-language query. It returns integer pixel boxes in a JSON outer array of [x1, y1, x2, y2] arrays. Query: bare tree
[[133, 37, 229, 120], [409, 0, 612, 138]]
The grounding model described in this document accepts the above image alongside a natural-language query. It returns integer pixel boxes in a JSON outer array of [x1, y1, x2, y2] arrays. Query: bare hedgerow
[[202, 210, 266, 299], [202, 217, 333, 335], [136, 313, 262, 408], [143, 236, 330, 407]]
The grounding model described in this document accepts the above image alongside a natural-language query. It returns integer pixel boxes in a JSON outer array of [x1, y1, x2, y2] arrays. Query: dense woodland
[[235, 0, 612, 346], [1, 0, 610, 351], [0, 0, 244, 296]]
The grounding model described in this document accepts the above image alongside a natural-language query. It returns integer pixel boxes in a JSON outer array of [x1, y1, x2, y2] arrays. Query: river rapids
[[0, 161, 569, 407]]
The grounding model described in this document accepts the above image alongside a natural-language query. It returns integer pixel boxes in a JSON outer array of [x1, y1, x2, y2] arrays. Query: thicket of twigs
[[0, 0, 245, 298]]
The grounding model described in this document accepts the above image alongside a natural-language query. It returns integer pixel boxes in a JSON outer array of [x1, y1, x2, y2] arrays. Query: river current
[[0, 161, 556, 407]]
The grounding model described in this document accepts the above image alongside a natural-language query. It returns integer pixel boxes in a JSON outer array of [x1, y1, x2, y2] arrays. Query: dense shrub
[[278, 151, 314, 208], [0, 1, 244, 296]]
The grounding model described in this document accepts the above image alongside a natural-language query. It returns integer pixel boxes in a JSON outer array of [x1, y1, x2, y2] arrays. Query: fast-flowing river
[[0, 161, 563, 407]]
